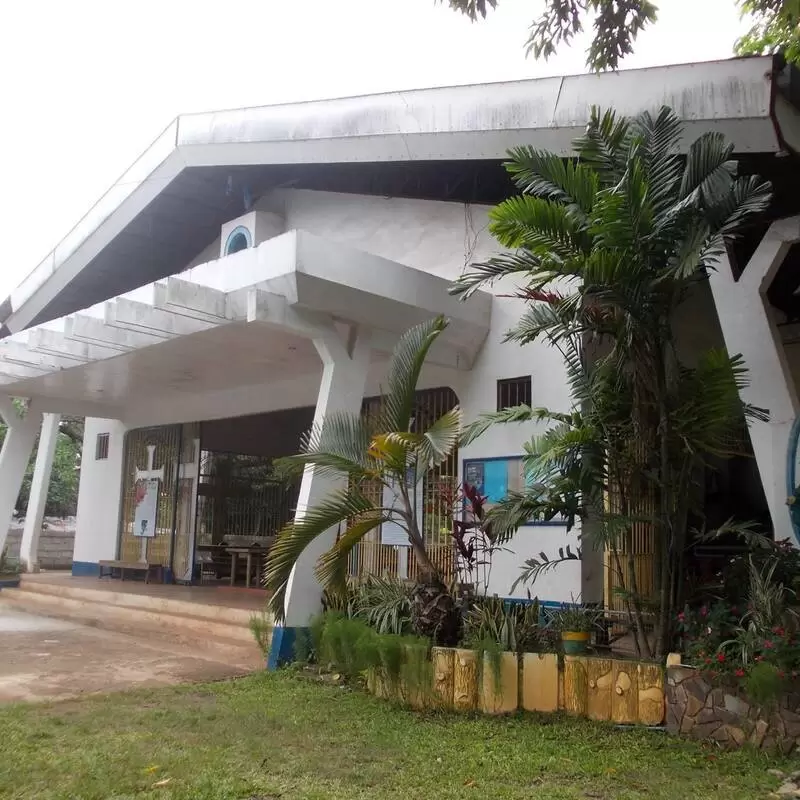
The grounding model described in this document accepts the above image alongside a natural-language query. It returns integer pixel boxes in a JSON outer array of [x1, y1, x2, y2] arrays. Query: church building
[[1, 55, 800, 659]]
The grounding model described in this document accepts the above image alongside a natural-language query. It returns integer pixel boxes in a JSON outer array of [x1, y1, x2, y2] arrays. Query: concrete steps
[[0, 578, 271, 669]]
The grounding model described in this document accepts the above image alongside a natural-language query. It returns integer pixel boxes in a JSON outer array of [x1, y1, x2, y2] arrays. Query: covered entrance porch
[[0, 230, 491, 626]]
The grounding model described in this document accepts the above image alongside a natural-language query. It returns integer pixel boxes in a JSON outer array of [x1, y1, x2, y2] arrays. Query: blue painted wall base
[[71, 562, 175, 583], [72, 561, 100, 577], [267, 626, 307, 670]]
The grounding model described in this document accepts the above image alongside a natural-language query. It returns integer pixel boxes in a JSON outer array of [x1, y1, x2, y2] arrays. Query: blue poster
[[483, 459, 508, 503]]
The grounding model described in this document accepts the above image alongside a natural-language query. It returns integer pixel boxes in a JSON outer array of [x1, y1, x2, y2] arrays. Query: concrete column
[[19, 413, 61, 571], [73, 418, 127, 574], [269, 325, 371, 667], [0, 399, 42, 557], [708, 218, 800, 544]]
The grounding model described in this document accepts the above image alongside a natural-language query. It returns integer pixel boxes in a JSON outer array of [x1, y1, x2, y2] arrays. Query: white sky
[[0, 0, 747, 299]]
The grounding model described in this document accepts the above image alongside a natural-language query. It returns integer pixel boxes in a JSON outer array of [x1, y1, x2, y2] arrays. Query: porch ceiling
[[0, 231, 490, 415]]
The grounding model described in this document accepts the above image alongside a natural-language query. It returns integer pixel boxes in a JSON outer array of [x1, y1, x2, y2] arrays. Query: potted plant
[[551, 604, 598, 655]]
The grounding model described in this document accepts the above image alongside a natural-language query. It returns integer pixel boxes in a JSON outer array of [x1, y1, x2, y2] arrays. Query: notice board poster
[[133, 478, 159, 538], [380, 468, 424, 546], [462, 456, 566, 526]]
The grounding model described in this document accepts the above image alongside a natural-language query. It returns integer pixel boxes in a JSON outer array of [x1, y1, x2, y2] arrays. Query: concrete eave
[[4, 56, 797, 340]]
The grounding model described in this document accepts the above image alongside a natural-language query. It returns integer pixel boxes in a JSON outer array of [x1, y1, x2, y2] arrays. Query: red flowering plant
[[676, 601, 739, 675], [428, 478, 503, 596], [679, 558, 800, 690]]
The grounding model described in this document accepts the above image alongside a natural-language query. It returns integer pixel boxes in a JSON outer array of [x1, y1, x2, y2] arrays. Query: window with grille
[[497, 376, 532, 411], [95, 433, 110, 461]]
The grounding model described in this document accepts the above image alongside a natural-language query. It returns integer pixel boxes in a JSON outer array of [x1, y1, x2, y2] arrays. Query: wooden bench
[[98, 560, 165, 583]]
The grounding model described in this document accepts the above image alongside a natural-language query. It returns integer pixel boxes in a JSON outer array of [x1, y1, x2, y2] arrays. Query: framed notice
[[380, 468, 424, 547], [462, 456, 567, 527], [133, 478, 159, 538]]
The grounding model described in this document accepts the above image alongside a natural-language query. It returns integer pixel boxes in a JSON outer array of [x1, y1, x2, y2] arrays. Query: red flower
[[716, 652, 726, 663], [704, 657, 712, 665], [763, 640, 774, 650], [700, 606, 708, 618], [772, 626, 786, 637], [677, 612, 685, 622], [778, 670, 786, 679], [735, 669, 745, 678]]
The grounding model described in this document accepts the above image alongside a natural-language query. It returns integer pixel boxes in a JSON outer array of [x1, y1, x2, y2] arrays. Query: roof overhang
[[0, 232, 491, 416], [3, 55, 799, 337]]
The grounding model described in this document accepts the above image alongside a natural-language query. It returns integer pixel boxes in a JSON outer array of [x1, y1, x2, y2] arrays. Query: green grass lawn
[[0, 672, 791, 800]]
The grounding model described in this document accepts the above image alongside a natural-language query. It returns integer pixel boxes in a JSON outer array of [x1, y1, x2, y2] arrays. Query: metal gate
[[349, 387, 459, 583]]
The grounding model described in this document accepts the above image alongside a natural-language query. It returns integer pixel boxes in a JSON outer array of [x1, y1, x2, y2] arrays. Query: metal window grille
[[95, 433, 110, 461], [496, 376, 532, 411]]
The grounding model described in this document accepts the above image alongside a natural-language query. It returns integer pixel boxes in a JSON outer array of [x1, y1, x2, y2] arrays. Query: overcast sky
[[0, 0, 747, 299]]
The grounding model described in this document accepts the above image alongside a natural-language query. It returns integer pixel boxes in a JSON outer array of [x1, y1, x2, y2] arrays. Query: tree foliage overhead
[[439, 0, 800, 70]]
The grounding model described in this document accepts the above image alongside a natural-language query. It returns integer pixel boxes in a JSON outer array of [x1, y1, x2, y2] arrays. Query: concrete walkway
[[0, 607, 261, 704]]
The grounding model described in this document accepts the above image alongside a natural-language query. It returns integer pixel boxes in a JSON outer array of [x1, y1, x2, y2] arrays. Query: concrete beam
[[66, 313, 164, 351], [28, 328, 120, 362], [106, 297, 218, 338], [155, 278, 230, 323], [0, 341, 78, 372], [245, 288, 331, 339]]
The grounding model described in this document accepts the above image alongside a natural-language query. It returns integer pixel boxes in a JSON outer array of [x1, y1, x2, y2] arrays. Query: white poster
[[133, 478, 159, 538], [380, 469, 423, 547]]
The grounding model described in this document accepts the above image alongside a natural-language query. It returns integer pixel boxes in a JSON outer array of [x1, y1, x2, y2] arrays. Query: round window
[[224, 226, 252, 255]]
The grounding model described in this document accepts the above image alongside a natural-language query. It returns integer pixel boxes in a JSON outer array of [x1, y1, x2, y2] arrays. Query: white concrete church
[[2, 55, 800, 662]]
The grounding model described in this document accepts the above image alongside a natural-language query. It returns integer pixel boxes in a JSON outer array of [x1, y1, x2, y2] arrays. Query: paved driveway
[[0, 607, 259, 703]]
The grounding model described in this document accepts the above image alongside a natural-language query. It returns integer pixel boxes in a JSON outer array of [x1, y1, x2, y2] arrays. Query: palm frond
[[679, 131, 736, 204], [511, 544, 582, 593], [450, 252, 541, 300], [489, 195, 591, 257], [706, 175, 773, 240], [634, 106, 684, 216], [461, 405, 571, 447], [265, 488, 375, 621], [316, 514, 389, 590], [381, 316, 448, 433], [282, 411, 378, 480], [572, 106, 631, 183], [504, 147, 598, 215]]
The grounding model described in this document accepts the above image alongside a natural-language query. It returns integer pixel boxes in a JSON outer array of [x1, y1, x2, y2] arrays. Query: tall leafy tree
[[452, 106, 772, 657], [438, 1, 800, 70], [264, 317, 463, 644]]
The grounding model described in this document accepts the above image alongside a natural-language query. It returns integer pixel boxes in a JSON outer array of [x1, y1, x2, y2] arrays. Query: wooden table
[[226, 546, 269, 588]]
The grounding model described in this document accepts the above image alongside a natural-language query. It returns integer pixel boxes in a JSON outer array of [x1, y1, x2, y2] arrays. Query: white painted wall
[[72, 188, 585, 600], [73, 418, 126, 565]]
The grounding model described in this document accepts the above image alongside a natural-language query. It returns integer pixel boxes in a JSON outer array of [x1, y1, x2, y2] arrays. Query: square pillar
[[73, 418, 127, 575], [269, 326, 371, 667], [19, 413, 61, 571]]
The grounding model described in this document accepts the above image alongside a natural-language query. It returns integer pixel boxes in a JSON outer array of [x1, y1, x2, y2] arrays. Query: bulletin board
[[462, 456, 567, 527]]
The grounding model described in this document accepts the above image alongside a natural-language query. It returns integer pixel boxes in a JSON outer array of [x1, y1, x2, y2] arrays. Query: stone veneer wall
[[666, 665, 800, 754], [3, 520, 75, 569]]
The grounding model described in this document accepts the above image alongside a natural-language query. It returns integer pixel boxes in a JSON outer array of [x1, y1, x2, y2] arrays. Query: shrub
[[462, 596, 541, 653], [743, 662, 785, 707]]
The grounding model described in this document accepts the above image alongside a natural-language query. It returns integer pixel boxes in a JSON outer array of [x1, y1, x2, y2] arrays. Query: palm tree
[[264, 316, 463, 644], [452, 106, 772, 658]]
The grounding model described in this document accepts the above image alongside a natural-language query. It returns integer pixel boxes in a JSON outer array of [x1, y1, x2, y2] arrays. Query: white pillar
[[709, 218, 800, 543], [73, 418, 126, 571], [282, 326, 372, 627], [0, 399, 42, 557], [19, 413, 61, 571]]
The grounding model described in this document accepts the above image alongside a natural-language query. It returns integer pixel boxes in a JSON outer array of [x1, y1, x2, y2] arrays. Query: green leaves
[[381, 316, 449, 434], [265, 488, 375, 621]]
